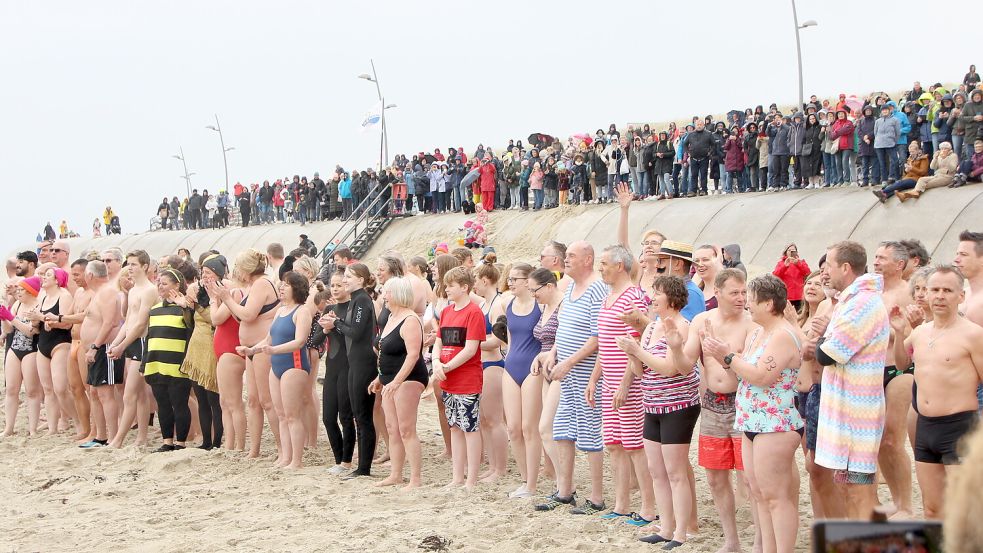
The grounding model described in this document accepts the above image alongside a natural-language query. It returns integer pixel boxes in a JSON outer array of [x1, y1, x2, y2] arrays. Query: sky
[[2, 0, 980, 256]]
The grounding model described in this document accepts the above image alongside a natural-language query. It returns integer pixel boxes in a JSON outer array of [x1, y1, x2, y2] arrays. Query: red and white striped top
[[640, 334, 700, 414], [596, 286, 648, 390]]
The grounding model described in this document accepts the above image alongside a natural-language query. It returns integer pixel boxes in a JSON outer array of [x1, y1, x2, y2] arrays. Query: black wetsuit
[[333, 288, 378, 475], [321, 300, 355, 466]]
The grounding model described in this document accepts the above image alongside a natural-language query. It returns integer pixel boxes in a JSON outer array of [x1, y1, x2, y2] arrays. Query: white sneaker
[[509, 485, 533, 499], [327, 465, 348, 475]]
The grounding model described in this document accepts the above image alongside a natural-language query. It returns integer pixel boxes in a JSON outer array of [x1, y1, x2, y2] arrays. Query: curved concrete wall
[[14, 188, 982, 279], [364, 187, 983, 274]]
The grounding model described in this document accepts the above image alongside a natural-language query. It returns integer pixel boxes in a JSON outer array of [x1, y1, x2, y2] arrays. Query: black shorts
[[124, 337, 147, 363], [914, 410, 978, 465], [87, 345, 123, 387], [643, 404, 701, 445], [883, 364, 913, 389]]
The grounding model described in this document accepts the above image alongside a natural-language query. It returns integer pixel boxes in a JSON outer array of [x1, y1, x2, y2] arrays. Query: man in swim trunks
[[107, 250, 158, 448], [65, 259, 95, 441], [590, 245, 653, 524], [891, 265, 983, 519], [808, 240, 889, 520], [872, 241, 915, 516], [668, 268, 756, 552], [78, 261, 123, 448], [533, 241, 608, 514]]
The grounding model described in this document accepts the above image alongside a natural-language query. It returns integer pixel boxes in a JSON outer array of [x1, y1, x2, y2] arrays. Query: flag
[[360, 102, 382, 133]]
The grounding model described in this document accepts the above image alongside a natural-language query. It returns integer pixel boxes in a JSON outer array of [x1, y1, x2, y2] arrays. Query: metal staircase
[[320, 181, 397, 261]]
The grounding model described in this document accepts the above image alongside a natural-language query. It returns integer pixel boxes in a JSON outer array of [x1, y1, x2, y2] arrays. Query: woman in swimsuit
[[795, 271, 832, 518], [206, 255, 246, 451], [292, 255, 327, 449], [370, 277, 428, 489], [237, 272, 313, 469], [210, 249, 280, 458], [371, 255, 409, 463], [503, 263, 544, 498], [30, 267, 77, 435], [473, 262, 508, 481], [616, 276, 700, 548], [703, 274, 803, 553], [529, 268, 563, 490], [2, 277, 42, 436]]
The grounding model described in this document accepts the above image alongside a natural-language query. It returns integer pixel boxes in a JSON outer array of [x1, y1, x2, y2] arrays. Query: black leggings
[[349, 361, 378, 475], [192, 383, 223, 449], [149, 376, 193, 442], [322, 360, 355, 465]]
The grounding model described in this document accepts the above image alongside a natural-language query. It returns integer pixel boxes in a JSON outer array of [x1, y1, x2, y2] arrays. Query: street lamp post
[[791, 0, 818, 111], [358, 60, 396, 171], [205, 114, 234, 191], [172, 147, 195, 198]]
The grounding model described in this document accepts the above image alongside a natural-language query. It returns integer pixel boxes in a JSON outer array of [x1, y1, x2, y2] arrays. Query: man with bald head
[[78, 260, 123, 448], [50, 241, 78, 294], [533, 240, 609, 515]]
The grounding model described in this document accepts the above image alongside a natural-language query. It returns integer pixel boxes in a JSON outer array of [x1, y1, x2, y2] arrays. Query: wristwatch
[[723, 353, 736, 369], [90, 344, 100, 350]]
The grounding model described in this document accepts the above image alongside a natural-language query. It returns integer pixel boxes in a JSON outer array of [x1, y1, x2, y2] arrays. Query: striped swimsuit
[[597, 286, 649, 450], [552, 280, 608, 452]]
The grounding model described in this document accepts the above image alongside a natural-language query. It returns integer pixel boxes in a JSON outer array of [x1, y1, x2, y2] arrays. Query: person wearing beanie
[[1, 273, 42, 437]]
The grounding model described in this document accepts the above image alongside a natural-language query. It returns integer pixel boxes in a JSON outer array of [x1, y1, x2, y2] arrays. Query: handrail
[[319, 180, 391, 261]]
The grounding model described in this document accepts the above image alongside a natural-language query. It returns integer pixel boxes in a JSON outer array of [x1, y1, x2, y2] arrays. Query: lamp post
[[358, 60, 397, 171], [205, 114, 234, 191], [172, 147, 195, 198], [791, 0, 818, 111]]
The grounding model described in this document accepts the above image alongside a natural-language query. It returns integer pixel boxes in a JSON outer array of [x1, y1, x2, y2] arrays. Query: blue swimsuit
[[270, 306, 310, 379], [504, 299, 542, 386]]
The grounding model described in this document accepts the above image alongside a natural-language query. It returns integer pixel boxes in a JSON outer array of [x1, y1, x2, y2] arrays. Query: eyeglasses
[[641, 240, 661, 247], [506, 277, 528, 284], [51, 248, 65, 254], [530, 284, 548, 293], [102, 258, 118, 264]]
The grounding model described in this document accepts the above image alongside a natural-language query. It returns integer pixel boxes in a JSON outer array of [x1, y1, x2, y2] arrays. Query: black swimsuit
[[38, 300, 71, 359], [378, 318, 429, 387], [8, 305, 38, 361]]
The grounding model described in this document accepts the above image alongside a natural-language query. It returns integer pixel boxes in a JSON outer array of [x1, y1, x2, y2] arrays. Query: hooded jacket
[[829, 114, 855, 151], [959, 89, 983, 141], [723, 136, 745, 172], [873, 111, 901, 148], [856, 107, 877, 156], [767, 121, 791, 156], [743, 128, 760, 167], [786, 113, 806, 156], [653, 138, 674, 175], [722, 244, 746, 276], [887, 101, 912, 145]]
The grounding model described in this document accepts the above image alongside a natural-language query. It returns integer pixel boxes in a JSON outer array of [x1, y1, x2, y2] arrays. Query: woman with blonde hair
[[473, 262, 508, 481], [291, 254, 326, 448], [208, 248, 281, 458], [370, 277, 428, 488]]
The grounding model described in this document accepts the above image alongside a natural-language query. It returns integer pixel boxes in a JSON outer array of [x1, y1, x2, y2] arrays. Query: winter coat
[[767, 123, 791, 156], [327, 180, 340, 212], [504, 158, 522, 188], [723, 137, 744, 172], [887, 102, 912, 145], [959, 90, 983, 141], [901, 154, 930, 180], [856, 110, 877, 156], [755, 136, 769, 168], [653, 140, 674, 175], [829, 118, 855, 151], [588, 150, 607, 176], [478, 162, 497, 192], [685, 129, 715, 159], [339, 176, 352, 199], [772, 256, 811, 301], [786, 115, 806, 156], [922, 153, 958, 187], [571, 162, 589, 188], [873, 115, 901, 148], [744, 133, 759, 167]]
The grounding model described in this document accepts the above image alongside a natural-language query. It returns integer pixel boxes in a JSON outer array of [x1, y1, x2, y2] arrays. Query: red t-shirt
[[438, 301, 486, 394]]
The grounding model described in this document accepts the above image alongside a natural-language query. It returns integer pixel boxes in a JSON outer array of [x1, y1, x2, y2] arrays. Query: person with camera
[[773, 244, 811, 311]]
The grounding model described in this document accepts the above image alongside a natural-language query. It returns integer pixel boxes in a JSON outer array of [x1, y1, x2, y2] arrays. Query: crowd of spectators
[[146, 65, 983, 231]]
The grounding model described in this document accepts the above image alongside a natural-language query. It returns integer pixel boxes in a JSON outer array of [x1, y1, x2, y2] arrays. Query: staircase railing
[[319, 180, 392, 261]]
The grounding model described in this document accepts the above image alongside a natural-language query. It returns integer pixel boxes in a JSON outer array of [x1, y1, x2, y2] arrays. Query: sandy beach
[[0, 367, 920, 553]]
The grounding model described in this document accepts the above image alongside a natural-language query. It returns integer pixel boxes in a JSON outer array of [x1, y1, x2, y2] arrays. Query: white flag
[[360, 102, 382, 133]]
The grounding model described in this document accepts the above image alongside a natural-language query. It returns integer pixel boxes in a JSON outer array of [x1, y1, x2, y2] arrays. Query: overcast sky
[[2, 0, 980, 257]]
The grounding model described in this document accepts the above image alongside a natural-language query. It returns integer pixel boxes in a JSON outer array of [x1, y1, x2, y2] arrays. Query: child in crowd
[[571, 154, 588, 205], [284, 194, 295, 222], [432, 266, 485, 490]]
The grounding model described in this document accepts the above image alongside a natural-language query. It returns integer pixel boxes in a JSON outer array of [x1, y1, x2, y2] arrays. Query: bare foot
[[1, 430, 15, 437], [133, 439, 149, 447], [373, 452, 391, 464], [434, 450, 451, 460], [714, 544, 743, 553], [375, 476, 403, 487], [73, 430, 90, 441], [283, 463, 303, 470], [442, 481, 465, 489], [247, 451, 261, 459], [401, 481, 422, 492], [479, 472, 504, 484], [463, 482, 476, 493]]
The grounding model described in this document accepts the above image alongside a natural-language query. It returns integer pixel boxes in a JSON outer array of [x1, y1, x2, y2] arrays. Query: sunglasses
[[51, 248, 66, 253]]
